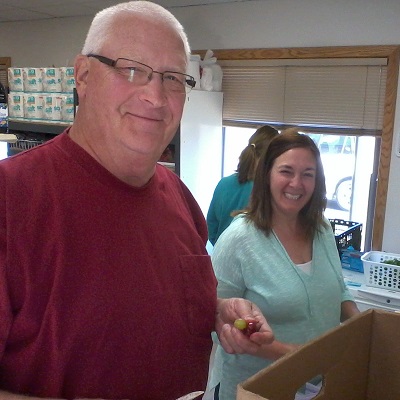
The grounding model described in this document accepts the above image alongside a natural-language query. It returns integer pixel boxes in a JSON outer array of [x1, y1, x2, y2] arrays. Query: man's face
[[76, 16, 188, 164]]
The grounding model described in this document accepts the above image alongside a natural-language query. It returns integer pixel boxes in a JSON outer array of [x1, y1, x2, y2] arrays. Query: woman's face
[[269, 147, 317, 218]]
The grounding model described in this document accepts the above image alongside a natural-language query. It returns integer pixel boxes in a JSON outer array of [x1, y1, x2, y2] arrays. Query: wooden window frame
[[0, 57, 11, 88], [195, 46, 400, 250]]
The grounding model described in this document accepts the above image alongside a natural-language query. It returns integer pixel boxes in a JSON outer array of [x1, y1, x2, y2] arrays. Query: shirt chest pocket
[[179, 255, 217, 337]]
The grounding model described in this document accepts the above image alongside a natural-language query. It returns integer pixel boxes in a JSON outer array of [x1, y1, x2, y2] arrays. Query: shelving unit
[[6, 80, 77, 153], [7, 119, 71, 156], [8, 119, 71, 135]]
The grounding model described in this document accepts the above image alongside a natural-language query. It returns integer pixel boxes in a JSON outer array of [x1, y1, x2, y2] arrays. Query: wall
[[0, 0, 399, 251]]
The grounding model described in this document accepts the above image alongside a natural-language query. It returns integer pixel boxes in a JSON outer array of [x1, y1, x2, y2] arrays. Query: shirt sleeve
[[211, 220, 247, 298]]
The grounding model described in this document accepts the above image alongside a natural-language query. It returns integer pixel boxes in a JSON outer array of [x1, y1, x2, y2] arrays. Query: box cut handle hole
[[293, 376, 324, 400]]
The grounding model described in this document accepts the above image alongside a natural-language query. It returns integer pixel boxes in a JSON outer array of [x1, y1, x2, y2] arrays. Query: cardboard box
[[340, 248, 364, 273], [237, 309, 400, 400]]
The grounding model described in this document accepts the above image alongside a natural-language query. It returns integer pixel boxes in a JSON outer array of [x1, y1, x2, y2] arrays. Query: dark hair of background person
[[236, 125, 279, 184], [246, 129, 328, 240]]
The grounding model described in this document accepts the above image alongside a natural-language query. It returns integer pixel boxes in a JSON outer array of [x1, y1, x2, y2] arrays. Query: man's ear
[[74, 55, 90, 100]]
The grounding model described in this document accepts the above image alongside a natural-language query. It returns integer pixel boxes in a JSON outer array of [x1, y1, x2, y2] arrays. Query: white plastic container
[[362, 251, 400, 291]]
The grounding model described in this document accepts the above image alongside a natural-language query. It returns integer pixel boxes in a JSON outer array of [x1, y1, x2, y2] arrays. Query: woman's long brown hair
[[245, 129, 328, 240], [236, 125, 279, 184]]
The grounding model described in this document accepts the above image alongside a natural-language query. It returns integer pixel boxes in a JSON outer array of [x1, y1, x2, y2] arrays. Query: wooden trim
[[0, 57, 11, 67], [194, 45, 399, 60], [0, 57, 11, 88], [374, 46, 400, 250], [194, 45, 400, 250]]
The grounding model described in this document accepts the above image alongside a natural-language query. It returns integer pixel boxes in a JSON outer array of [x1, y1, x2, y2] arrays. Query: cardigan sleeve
[[211, 218, 247, 298]]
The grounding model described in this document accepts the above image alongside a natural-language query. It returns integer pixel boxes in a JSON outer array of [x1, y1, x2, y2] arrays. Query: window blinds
[[220, 59, 387, 134]]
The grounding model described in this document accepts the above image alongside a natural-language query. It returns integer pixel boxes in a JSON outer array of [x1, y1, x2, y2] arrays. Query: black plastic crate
[[329, 218, 362, 251]]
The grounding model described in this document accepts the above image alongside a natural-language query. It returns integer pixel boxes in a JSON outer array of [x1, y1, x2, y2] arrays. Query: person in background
[[0, 2, 274, 400], [207, 125, 279, 246], [209, 129, 360, 399]]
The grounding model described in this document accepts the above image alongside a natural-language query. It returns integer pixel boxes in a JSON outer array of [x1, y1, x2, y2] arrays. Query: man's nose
[[140, 72, 168, 106]]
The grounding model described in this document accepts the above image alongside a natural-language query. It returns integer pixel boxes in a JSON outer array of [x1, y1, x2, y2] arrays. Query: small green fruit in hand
[[234, 318, 258, 336], [234, 318, 248, 330]]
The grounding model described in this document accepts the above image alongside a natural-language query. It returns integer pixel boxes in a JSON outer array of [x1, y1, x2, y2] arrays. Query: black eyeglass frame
[[86, 54, 196, 92]]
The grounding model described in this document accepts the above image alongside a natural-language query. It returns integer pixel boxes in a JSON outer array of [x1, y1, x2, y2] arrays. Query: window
[[195, 46, 400, 250], [221, 61, 386, 131], [219, 57, 385, 251], [223, 126, 376, 251]]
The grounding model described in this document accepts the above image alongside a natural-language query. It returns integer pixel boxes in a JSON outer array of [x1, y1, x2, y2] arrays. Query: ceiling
[[0, 0, 249, 23]]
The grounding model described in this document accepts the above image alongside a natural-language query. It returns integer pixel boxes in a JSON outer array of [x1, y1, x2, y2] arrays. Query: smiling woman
[[270, 147, 317, 221], [208, 129, 360, 400]]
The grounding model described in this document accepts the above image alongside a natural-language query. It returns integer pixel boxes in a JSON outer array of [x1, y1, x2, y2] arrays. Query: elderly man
[[0, 2, 273, 399]]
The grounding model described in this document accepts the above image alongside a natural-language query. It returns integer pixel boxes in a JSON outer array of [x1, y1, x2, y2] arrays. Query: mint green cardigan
[[209, 214, 354, 400]]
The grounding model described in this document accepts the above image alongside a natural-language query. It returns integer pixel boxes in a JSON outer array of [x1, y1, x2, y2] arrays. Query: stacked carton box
[[7, 67, 75, 124]]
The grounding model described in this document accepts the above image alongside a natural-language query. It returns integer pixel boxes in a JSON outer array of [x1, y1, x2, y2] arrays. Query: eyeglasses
[[87, 54, 196, 94]]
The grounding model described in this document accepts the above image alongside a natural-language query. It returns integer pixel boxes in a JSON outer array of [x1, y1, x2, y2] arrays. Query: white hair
[[81, 1, 191, 60]]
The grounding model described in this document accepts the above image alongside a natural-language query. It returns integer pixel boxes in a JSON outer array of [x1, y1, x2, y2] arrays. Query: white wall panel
[[180, 90, 223, 217]]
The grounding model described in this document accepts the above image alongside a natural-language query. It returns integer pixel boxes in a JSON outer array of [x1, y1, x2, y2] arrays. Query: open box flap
[[238, 310, 400, 400], [238, 310, 377, 400]]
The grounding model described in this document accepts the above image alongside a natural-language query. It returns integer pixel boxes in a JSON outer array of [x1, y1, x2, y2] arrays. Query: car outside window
[[308, 134, 356, 212]]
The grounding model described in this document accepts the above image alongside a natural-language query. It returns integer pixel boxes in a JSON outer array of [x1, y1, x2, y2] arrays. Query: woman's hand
[[215, 298, 274, 355]]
